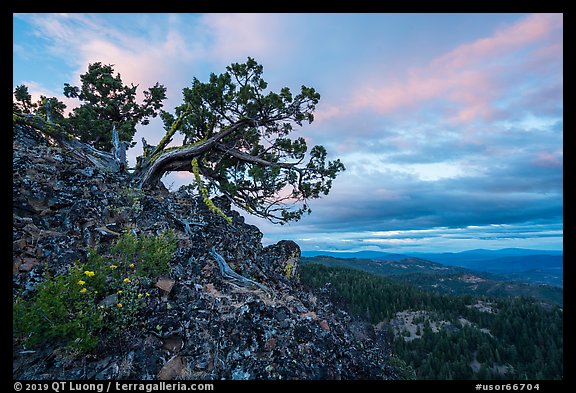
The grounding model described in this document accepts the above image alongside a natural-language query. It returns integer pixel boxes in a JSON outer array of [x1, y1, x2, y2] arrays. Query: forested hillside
[[300, 264, 563, 380], [301, 256, 563, 305]]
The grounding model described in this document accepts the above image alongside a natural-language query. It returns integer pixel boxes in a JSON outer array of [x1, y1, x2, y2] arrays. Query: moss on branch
[[191, 158, 232, 225]]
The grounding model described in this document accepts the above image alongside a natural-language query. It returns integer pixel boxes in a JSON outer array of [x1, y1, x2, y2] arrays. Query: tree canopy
[[63, 62, 167, 151], [13, 58, 345, 224], [137, 57, 345, 223], [13, 84, 67, 123], [13, 85, 35, 114]]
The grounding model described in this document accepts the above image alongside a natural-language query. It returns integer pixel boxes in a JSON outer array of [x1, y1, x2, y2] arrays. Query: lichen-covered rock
[[12, 124, 399, 380], [262, 240, 301, 283]]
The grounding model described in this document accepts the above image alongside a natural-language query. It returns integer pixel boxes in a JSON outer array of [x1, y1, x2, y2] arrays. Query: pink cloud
[[349, 13, 563, 125], [431, 13, 562, 71], [533, 150, 563, 168], [313, 104, 344, 123], [78, 35, 197, 97], [199, 13, 284, 63], [354, 70, 494, 119], [24, 13, 291, 110]]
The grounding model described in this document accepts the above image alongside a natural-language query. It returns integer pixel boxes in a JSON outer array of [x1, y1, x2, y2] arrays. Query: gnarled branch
[[137, 119, 253, 188], [13, 113, 122, 171], [209, 246, 271, 296]]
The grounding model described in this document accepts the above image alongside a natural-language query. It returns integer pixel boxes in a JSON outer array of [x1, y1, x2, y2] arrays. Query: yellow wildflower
[[77, 280, 86, 286], [138, 293, 143, 299], [84, 271, 95, 277], [117, 303, 123, 308], [109, 265, 118, 269], [145, 292, 150, 297], [123, 278, 131, 283], [80, 288, 87, 293], [129, 263, 135, 268], [117, 290, 123, 295]]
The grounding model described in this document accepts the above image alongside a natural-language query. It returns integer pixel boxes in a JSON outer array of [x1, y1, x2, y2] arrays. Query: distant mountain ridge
[[301, 250, 409, 260], [301, 247, 563, 260], [300, 255, 466, 277], [300, 255, 563, 305], [301, 248, 563, 287]]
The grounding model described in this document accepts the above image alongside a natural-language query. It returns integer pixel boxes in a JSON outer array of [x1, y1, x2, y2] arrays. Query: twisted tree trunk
[[135, 119, 251, 189]]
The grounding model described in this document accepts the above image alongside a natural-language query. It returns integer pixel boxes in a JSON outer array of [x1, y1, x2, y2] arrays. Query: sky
[[12, 13, 563, 253]]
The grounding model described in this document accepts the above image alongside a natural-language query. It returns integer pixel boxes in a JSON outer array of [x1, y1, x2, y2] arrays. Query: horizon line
[[300, 247, 564, 254]]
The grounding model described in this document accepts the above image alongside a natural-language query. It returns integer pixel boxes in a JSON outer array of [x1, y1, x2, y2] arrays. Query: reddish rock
[[264, 337, 277, 351], [319, 320, 330, 332], [205, 283, 221, 296], [19, 257, 38, 272]]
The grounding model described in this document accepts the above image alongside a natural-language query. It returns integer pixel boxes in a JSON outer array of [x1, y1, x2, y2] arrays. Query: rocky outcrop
[[12, 123, 398, 380]]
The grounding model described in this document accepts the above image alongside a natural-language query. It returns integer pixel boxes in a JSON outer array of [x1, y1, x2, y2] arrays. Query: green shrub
[[13, 266, 103, 352], [13, 230, 178, 352], [111, 230, 177, 278]]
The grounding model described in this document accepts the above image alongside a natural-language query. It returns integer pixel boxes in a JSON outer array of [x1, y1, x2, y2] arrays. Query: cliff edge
[[13, 123, 397, 380]]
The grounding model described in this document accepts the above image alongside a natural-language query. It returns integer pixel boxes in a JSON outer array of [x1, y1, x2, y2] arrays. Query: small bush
[[111, 230, 177, 278], [13, 267, 103, 352], [13, 230, 178, 352]]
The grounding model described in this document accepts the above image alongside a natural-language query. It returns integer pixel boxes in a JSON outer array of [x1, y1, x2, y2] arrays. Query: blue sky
[[13, 13, 563, 253]]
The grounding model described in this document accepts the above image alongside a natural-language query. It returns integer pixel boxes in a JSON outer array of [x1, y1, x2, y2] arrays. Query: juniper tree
[[14, 58, 344, 224], [35, 96, 67, 124], [13, 85, 67, 124], [13, 84, 35, 114], [135, 57, 345, 223], [63, 62, 167, 151]]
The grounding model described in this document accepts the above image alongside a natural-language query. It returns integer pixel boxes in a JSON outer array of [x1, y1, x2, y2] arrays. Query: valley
[[301, 249, 563, 305], [299, 252, 563, 380], [301, 248, 563, 287]]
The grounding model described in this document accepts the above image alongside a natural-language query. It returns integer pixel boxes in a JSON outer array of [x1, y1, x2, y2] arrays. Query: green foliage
[[301, 263, 446, 322], [13, 85, 68, 125], [37, 96, 68, 124], [13, 84, 35, 114], [13, 267, 103, 352], [63, 62, 167, 150], [163, 57, 345, 224], [110, 230, 177, 278], [300, 263, 563, 380], [389, 354, 417, 380], [13, 231, 177, 352]]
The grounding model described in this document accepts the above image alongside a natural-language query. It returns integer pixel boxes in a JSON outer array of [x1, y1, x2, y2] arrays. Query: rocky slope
[[12, 123, 398, 380]]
